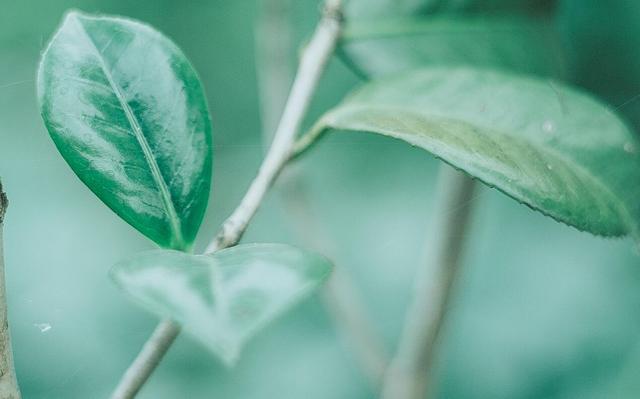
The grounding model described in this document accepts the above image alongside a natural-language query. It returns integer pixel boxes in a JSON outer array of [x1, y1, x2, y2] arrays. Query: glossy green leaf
[[37, 11, 212, 250], [340, 15, 564, 79], [311, 67, 640, 238], [110, 244, 333, 364]]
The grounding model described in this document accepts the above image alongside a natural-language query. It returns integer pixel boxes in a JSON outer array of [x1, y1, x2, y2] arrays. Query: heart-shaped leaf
[[110, 244, 333, 364], [309, 67, 640, 238], [37, 11, 212, 251]]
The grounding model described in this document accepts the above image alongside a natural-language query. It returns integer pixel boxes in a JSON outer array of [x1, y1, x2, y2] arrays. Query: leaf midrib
[[75, 15, 185, 248]]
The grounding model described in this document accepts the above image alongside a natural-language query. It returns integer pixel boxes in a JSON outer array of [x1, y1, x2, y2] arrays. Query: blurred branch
[[255, 0, 388, 386], [0, 181, 22, 399], [256, 0, 294, 147], [281, 179, 388, 384], [380, 166, 477, 399], [110, 319, 179, 399], [110, 1, 344, 398]]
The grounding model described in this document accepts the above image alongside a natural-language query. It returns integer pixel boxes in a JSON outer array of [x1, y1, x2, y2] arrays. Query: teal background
[[2, 1, 640, 398]]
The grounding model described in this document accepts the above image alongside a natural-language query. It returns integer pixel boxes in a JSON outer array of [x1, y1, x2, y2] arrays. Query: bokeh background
[[2, 0, 640, 398]]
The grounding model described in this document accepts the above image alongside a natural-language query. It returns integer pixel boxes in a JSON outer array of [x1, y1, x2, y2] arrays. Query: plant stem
[[280, 180, 388, 385], [0, 182, 21, 399], [110, 320, 179, 399], [255, 0, 388, 386], [204, 0, 343, 254], [110, 2, 344, 398], [380, 166, 477, 399], [255, 0, 294, 147]]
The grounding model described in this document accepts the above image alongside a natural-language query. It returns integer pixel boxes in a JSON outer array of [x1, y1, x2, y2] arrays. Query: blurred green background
[[2, 1, 640, 398]]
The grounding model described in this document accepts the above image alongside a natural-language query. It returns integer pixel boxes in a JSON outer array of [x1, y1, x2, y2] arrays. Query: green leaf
[[110, 244, 333, 364], [343, 0, 553, 18], [310, 67, 640, 238], [37, 11, 212, 251], [340, 15, 564, 79], [341, 0, 563, 79]]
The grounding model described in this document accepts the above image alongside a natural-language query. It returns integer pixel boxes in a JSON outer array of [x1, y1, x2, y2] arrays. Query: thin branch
[[110, 2, 344, 398], [323, 270, 388, 385], [0, 181, 22, 399], [280, 178, 388, 385], [380, 165, 477, 399], [255, 0, 294, 147], [204, 0, 343, 254], [110, 320, 179, 399], [255, 0, 388, 386]]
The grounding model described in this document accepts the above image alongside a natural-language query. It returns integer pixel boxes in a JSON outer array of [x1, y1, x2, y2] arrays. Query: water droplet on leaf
[[624, 142, 636, 153], [542, 120, 555, 134]]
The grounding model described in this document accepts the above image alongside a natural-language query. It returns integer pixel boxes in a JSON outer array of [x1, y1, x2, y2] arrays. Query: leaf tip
[[217, 345, 241, 368], [37, 9, 86, 102], [62, 8, 83, 19], [61, 8, 95, 24]]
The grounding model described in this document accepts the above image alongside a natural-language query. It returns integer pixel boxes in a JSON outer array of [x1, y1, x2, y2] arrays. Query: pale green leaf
[[310, 67, 640, 238], [110, 244, 333, 364]]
